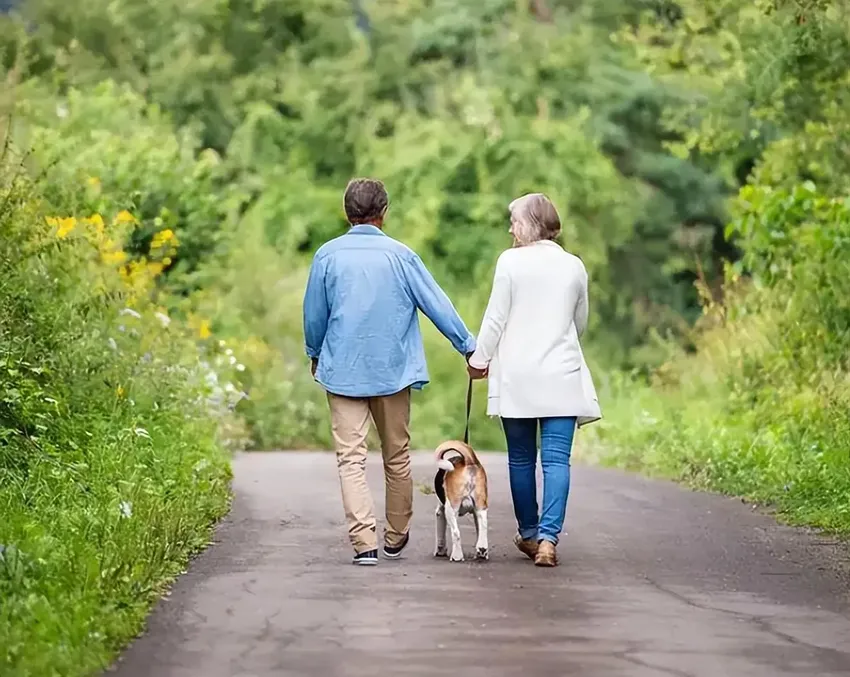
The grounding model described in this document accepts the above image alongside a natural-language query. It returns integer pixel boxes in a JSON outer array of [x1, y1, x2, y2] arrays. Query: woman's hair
[[508, 193, 561, 246]]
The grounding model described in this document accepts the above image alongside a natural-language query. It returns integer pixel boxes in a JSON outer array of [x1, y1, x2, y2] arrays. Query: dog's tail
[[434, 441, 473, 472]]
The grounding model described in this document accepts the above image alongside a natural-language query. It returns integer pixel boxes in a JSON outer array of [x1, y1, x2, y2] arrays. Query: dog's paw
[[434, 546, 448, 558], [449, 550, 464, 562], [475, 547, 489, 561]]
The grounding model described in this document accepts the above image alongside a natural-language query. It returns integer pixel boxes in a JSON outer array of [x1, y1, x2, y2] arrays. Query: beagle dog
[[433, 440, 489, 562]]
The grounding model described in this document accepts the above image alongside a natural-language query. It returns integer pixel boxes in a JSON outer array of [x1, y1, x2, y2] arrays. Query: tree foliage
[[1, 0, 848, 449]]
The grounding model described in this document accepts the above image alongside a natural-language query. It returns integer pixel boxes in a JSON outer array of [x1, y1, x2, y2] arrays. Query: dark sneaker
[[352, 549, 379, 566], [382, 532, 410, 559]]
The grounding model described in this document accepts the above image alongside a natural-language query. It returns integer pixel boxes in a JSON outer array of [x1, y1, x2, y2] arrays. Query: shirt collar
[[348, 224, 385, 236]]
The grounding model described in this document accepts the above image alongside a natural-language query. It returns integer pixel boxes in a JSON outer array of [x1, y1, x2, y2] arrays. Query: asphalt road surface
[[111, 452, 850, 677]]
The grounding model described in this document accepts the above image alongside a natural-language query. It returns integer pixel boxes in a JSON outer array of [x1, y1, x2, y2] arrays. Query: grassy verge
[[588, 376, 850, 533], [0, 147, 236, 676]]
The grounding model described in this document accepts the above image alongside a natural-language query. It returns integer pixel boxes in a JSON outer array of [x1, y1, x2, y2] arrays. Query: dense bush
[[591, 182, 850, 530], [0, 144, 236, 675], [586, 0, 850, 533]]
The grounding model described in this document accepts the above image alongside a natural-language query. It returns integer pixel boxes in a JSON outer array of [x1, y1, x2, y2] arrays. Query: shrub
[[0, 143, 236, 676], [592, 182, 850, 533]]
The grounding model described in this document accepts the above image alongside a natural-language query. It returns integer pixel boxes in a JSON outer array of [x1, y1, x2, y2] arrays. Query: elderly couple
[[303, 178, 601, 568]]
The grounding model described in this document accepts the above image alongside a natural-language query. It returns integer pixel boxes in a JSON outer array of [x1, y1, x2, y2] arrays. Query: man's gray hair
[[509, 193, 561, 246]]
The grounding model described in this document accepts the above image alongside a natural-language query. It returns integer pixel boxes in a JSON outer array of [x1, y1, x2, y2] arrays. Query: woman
[[467, 193, 601, 567]]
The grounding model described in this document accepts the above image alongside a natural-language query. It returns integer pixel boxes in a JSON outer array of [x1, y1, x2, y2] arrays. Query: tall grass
[[0, 146, 235, 676]]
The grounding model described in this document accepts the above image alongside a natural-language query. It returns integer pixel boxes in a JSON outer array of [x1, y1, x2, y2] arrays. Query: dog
[[433, 440, 489, 562]]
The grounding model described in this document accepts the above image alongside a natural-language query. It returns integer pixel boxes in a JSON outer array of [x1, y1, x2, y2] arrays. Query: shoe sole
[[515, 544, 538, 561], [352, 558, 378, 566], [383, 535, 410, 559]]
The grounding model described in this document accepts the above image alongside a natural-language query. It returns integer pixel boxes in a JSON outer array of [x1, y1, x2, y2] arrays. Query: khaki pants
[[327, 388, 412, 554]]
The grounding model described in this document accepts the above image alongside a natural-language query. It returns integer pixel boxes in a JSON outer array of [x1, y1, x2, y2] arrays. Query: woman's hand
[[467, 363, 488, 380]]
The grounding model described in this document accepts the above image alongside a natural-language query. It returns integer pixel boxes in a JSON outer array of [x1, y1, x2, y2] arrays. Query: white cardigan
[[468, 241, 602, 426]]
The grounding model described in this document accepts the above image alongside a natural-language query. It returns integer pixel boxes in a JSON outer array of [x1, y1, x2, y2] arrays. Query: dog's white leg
[[434, 504, 448, 557], [474, 508, 489, 560], [445, 502, 464, 562]]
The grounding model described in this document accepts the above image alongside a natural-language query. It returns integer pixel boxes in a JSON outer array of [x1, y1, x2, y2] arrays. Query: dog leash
[[463, 376, 473, 445]]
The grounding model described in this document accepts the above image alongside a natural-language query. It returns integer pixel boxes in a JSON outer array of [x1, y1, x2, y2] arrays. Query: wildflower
[[198, 319, 212, 340], [87, 177, 101, 190], [56, 104, 68, 119], [45, 216, 59, 227], [102, 249, 128, 266], [119, 501, 133, 519], [88, 214, 105, 236], [146, 262, 164, 277], [151, 229, 176, 250], [115, 210, 136, 224], [236, 363, 246, 372], [56, 217, 77, 239], [154, 312, 171, 328], [116, 385, 125, 398], [120, 308, 142, 319]]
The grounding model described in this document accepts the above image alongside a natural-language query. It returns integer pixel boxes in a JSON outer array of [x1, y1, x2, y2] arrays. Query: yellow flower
[[198, 319, 212, 340], [116, 385, 125, 398], [56, 217, 77, 239], [115, 210, 137, 224], [102, 249, 128, 266], [151, 229, 176, 250], [45, 216, 59, 228], [88, 213, 105, 235], [87, 176, 101, 190], [146, 261, 164, 277]]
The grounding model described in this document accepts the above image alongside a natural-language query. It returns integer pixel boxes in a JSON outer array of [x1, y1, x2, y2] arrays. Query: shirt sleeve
[[468, 254, 511, 369], [575, 263, 589, 338], [403, 253, 476, 356], [303, 254, 329, 359]]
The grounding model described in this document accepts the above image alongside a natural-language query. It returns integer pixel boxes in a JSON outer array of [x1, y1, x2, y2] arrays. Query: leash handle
[[463, 376, 473, 445]]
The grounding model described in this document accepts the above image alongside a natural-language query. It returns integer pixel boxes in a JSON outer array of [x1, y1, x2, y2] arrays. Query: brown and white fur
[[433, 440, 489, 562]]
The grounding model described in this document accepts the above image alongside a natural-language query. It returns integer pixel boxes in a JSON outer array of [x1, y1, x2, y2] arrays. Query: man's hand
[[310, 358, 318, 377]]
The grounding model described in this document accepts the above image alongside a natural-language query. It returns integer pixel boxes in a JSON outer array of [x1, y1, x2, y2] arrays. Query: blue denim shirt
[[303, 225, 476, 397]]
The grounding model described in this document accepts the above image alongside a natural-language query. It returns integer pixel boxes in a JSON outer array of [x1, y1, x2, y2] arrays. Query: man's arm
[[404, 253, 476, 355], [303, 254, 329, 364]]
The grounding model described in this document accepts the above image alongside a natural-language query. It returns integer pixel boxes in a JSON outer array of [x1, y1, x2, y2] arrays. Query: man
[[303, 178, 476, 565]]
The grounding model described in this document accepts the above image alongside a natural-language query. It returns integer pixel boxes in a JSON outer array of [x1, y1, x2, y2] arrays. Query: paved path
[[112, 452, 850, 677]]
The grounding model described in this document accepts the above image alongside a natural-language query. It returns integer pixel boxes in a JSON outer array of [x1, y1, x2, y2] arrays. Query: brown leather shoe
[[514, 534, 538, 561], [534, 540, 557, 567]]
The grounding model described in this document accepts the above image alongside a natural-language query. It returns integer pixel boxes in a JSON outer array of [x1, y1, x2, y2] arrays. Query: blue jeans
[[501, 417, 577, 545]]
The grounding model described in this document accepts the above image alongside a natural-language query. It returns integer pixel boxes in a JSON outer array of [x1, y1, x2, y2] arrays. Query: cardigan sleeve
[[574, 263, 589, 338], [468, 254, 511, 369]]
